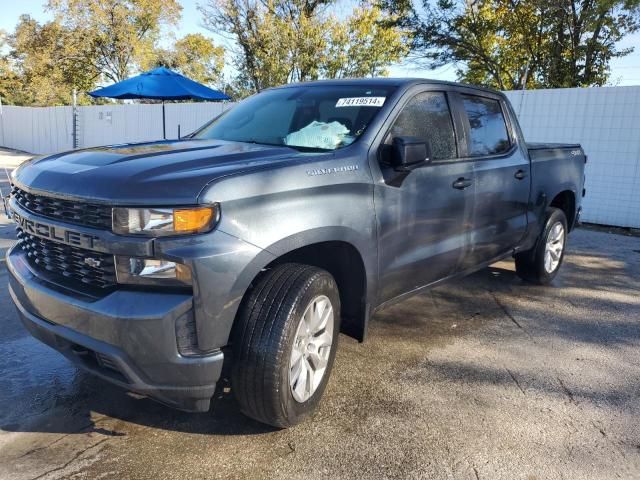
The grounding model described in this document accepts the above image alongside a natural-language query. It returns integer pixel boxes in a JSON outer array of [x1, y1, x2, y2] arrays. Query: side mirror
[[390, 136, 432, 171]]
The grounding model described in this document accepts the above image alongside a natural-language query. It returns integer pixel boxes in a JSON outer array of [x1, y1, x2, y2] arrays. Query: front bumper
[[7, 247, 223, 412]]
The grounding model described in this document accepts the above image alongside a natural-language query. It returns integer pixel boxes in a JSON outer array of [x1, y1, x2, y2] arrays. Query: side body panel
[[368, 85, 475, 303], [374, 160, 474, 302], [196, 143, 379, 348], [525, 145, 586, 241]]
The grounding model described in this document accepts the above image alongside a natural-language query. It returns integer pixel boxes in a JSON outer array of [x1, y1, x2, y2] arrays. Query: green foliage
[[383, 0, 640, 89], [48, 0, 183, 82], [0, 31, 22, 104], [151, 33, 225, 86], [200, 0, 410, 94], [324, 5, 410, 78], [1, 0, 189, 105], [1, 15, 99, 106]]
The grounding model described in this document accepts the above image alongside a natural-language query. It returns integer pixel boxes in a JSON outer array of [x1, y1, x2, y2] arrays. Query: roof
[[273, 77, 504, 97]]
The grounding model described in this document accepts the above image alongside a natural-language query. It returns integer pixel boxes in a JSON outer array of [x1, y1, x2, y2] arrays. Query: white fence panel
[[0, 102, 233, 154], [0, 105, 73, 154], [80, 103, 163, 148], [79, 102, 232, 149], [505, 87, 640, 228], [164, 102, 229, 138], [2, 89, 640, 227]]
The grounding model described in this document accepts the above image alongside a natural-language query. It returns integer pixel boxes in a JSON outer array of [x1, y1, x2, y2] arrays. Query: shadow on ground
[[1, 227, 639, 479]]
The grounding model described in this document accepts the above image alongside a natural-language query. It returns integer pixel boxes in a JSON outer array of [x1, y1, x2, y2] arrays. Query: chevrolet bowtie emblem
[[84, 257, 102, 268]]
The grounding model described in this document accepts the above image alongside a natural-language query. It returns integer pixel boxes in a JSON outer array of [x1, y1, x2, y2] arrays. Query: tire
[[515, 207, 568, 285], [231, 263, 341, 428]]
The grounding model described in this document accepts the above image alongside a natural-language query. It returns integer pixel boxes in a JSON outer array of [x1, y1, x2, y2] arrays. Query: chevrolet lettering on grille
[[13, 211, 100, 250]]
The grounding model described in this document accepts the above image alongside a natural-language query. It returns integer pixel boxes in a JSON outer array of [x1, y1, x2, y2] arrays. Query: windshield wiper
[[240, 138, 331, 153], [283, 144, 333, 153]]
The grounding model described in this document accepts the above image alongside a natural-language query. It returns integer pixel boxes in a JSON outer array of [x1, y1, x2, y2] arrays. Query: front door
[[374, 90, 474, 303]]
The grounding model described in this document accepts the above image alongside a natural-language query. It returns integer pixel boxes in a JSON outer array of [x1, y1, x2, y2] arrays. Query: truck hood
[[13, 139, 307, 205]]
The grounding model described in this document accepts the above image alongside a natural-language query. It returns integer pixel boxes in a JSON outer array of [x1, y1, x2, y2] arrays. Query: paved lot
[[0, 148, 29, 203], [0, 206, 639, 478]]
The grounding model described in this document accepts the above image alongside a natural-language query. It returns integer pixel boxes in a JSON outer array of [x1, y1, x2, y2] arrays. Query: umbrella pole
[[162, 100, 166, 140]]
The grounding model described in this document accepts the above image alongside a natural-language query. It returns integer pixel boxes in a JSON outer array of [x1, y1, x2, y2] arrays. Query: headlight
[[112, 205, 219, 236], [115, 256, 192, 286]]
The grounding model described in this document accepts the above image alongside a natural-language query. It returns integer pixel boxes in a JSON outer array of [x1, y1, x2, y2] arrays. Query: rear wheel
[[515, 207, 568, 285], [231, 263, 340, 428]]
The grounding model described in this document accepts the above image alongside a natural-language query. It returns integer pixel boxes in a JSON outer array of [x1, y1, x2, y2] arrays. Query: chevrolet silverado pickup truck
[[6, 79, 586, 428]]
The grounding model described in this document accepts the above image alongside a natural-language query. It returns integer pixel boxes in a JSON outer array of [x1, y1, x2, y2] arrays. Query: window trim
[[378, 89, 460, 163], [452, 91, 517, 161]]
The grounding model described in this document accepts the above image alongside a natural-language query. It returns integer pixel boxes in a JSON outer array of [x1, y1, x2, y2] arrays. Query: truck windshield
[[194, 85, 396, 151]]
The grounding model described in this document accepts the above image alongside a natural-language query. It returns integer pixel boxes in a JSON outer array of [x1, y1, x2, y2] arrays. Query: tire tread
[[232, 263, 332, 427]]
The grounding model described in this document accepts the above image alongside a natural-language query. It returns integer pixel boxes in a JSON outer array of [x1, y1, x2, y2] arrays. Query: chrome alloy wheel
[[289, 295, 334, 403], [544, 222, 565, 273]]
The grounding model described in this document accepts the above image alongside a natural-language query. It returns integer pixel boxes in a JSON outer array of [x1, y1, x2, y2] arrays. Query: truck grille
[[11, 186, 112, 230], [17, 227, 117, 289]]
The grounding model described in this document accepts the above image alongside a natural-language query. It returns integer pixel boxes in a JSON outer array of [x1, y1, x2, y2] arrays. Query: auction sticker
[[336, 97, 386, 107]]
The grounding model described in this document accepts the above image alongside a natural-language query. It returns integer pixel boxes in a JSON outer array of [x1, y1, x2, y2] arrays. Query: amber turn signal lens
[[173, 207, 215, 233]]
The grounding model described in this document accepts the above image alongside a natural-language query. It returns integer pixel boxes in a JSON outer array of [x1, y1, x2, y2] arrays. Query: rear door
[[452, 91, 530, 269], [373, 88, 475, 303]]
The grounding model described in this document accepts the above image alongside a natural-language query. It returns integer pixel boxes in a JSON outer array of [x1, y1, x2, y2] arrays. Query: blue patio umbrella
[[88, 67, 231, 139]]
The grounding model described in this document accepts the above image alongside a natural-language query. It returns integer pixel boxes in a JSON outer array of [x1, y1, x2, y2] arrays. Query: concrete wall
[[505, 87, 640, 228]]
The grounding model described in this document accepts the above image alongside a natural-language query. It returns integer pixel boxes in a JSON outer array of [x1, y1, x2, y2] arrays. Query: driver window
[[386, 92, 457, 160]]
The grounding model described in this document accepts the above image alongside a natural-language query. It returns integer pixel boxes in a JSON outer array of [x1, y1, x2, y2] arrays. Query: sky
[[1, 0, 640, 87]]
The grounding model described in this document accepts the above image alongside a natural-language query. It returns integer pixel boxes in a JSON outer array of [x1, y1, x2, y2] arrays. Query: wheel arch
[[549, 190, 576, 230], [231, 230, 375, 343], [264, 240, 369, 341]]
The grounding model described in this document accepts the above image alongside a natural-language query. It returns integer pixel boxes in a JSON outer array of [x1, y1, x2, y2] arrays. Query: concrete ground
[[0, 222, 638, 479], [0, 148, 29, 206], [0, 148, 31, 169]]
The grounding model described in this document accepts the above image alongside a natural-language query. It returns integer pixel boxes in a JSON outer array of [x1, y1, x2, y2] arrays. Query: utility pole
[[518, 62, 530, 118]]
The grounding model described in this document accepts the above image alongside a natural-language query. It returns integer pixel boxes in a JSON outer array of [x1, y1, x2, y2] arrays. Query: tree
[[152, 33, 225, 86], [47, 0, 182, 83], [0, 31, 22, 104], [383, 0, 640, 89], [2, 15, 99, 105], [200, 0, 409, 94], [324, 5, 409, 78], [200, 0, 325, 91]]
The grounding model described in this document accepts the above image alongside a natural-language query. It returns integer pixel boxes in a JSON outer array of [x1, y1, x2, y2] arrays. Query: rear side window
[[387, 92, 457, 160], [461, 95, 510, 156]]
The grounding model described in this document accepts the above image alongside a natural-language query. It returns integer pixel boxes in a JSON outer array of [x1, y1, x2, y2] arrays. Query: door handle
[[452, 177, 473, 190], [514, 169, 527, 180]]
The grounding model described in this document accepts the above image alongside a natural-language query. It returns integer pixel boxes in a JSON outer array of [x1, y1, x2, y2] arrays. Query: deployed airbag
[[285, 121, 350, 150]]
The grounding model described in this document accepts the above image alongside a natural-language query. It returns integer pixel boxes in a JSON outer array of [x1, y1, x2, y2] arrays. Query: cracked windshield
[[195, 85, 396, 151]]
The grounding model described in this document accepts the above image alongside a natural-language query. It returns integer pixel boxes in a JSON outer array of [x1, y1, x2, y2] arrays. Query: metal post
[[0, 95, 5, 148], [0, 95, 7, 215], [162, 100, 166, 140], [72, 88, 79, 149]]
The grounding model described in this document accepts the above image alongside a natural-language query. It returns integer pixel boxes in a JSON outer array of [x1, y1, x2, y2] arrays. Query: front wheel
[[231, 263, 340, 428], [515, 207, 568, 285]]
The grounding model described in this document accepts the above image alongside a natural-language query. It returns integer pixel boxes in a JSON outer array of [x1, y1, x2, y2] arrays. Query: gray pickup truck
[[6, 79, 586, 427]]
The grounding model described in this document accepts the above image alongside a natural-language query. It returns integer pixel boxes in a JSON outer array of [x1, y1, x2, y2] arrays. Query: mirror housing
[[390, 136, 432, 171]]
